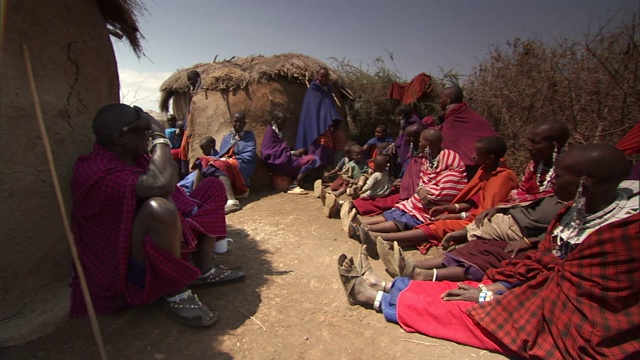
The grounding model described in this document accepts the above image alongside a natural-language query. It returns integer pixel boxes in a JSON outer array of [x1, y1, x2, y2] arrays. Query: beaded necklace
[[535, 161, 554, 191]]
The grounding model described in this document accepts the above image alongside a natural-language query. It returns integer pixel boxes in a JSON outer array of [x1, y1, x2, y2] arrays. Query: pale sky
[[113, 0, 634, 111]]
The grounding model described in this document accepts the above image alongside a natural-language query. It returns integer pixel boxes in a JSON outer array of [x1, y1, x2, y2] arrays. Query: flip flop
[[190, 265, 246, 287], [377, 237, 399, 278], [287, 186, 308, 195], [393, 242, 416, 278], [162, 290, 218, 327], [359, 225, 379, 260]]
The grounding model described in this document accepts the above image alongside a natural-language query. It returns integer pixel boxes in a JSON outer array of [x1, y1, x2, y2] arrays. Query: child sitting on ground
[[362, 124, 394, 160], [350, 154, 392, 200], [177, 136, 219, 195], [314, 141, 356, 197], [323, 144, 371, 217]]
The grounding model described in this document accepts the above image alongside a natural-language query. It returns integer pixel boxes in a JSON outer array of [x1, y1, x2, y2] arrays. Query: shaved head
[[421, 128, 443, 145], [444, 85, 464, 104], [93, 103, 142, 145], [477, 136, 508, 159], [536, 121, 571, 148], [558, 143, 630, 184], [405, 122, 425, 137]]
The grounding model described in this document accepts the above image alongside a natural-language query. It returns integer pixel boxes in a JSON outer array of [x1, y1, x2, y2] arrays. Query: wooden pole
[[22, 44, 108, 360]]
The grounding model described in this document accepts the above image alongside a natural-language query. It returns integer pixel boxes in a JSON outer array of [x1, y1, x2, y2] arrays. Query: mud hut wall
[[187, 80, 312, 189], [0, 0, 120, 346]]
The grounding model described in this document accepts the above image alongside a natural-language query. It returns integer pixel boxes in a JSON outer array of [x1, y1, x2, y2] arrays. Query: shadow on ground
[[0, 224, 273, 360]]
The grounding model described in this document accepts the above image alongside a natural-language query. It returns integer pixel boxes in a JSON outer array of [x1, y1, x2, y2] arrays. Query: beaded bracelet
[[460, 212, 467, 220], [479, 290, 494, 303]]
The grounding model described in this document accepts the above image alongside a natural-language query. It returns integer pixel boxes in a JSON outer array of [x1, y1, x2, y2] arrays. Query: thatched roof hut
[[159, 53, 349, 189], [1, 0, 142, 346]]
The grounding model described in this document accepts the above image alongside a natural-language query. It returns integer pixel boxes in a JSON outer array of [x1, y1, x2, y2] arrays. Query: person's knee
[[140, 197, 179, 224]]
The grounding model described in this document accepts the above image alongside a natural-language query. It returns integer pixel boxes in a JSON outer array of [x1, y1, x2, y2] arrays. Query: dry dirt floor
[[2, 189, 506, 360]]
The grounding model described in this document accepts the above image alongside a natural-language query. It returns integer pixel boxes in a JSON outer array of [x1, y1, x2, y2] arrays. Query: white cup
[[213, 238, 234, 254]]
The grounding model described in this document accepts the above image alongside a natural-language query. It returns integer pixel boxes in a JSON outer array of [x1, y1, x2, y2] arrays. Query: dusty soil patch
[[1, 190, 505, 359]]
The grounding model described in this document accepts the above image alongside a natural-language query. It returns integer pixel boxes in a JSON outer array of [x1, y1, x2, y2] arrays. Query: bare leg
[[218, 175, 237, 201], [413, 267, 467, 282], [360, 215, 389, 226], [195, 235, 219, 272], [370, 228, 428, 248], [366, 221, 402, 233], [131, 198, 182, 263]]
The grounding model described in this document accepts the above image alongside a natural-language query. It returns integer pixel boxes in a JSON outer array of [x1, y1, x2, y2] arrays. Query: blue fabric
[[218, 130, 257, 185], [383, 208, 422, 228], [381, 277, 411, 323], [177, 171, 197, 195], [295, 80, 342, 149], [165, 128, 180, 149]]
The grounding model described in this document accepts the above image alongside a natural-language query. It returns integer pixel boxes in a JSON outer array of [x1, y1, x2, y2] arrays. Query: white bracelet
[[373, 291, 384, 311], [432, 268, 438, 281], [478, 284, 488, 292], [460, 212, 467, 220]]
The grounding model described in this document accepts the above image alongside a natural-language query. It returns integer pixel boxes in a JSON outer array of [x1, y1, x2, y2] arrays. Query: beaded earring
[[552, 143, 559, 165], [571, 176, 587, 227]]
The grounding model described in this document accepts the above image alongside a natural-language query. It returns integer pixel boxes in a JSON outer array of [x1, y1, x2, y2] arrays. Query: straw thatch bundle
[[158, 53, 348, 189]]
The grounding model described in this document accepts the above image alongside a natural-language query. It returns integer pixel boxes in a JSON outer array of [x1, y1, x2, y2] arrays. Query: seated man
[[338, 143, 638, 359], [361, 136, 518, 255], [71, 104, 244, 328], [352, 128, 468, 258], [261, 110, 322, 194], [179, 112, 257, 213]]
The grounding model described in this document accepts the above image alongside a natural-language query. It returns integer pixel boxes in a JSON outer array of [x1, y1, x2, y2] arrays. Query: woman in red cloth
[[337, 144, 639, 359]]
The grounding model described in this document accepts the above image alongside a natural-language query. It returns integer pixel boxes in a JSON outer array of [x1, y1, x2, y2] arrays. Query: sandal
[[393, 241, 416, 278], [376, 237, 399, 278], [340, 201, 354, 232], [162, 290, 218, 327], [336, 254, 370, 307], [348, 221, 361, 241], [359, 225, 379, 259], [324, 193, 338, 218], [313, 179, 323, 198], [190, 265, 245, 287]]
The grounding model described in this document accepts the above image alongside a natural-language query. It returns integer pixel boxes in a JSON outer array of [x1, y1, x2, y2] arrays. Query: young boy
[[314, 141, 356, 197], [353, 154, 391, 200], [323, 144, 371, 217], [362, 124, 394, 160], [199, 136, 219, 157]]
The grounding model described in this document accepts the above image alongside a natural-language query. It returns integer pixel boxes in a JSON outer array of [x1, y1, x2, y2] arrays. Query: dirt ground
[[1, 189, 506, 360]]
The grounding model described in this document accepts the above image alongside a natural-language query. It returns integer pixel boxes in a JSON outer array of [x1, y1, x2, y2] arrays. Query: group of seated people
[[321, 119, 639, 357], [71, 83, 638, 357]]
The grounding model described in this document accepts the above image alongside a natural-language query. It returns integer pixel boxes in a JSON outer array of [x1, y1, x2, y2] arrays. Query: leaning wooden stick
[[22, 44, 108, 360]]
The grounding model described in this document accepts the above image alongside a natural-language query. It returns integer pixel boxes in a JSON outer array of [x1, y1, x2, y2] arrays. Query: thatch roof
[[96, 0, 145, 56], [159, 53, 344, 112]]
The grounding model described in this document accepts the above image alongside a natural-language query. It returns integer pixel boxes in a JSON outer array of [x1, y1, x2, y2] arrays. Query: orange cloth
[[210, 158, 248, 195], [417, 165, 518, 243]]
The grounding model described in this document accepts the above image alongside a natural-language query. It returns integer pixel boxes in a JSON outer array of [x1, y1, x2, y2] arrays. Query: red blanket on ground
[[417, 165, 518, 247], [70, 144, 227, 316], [441, 103, 496, 166], [397, 208, 640, 358]]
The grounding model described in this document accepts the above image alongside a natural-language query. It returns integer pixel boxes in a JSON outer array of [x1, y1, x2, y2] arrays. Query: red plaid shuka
[[70, 144, 227, 316], [395, 149, 467, 223], [501, 160, 555, 205], [467, 207, 640, 359]]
